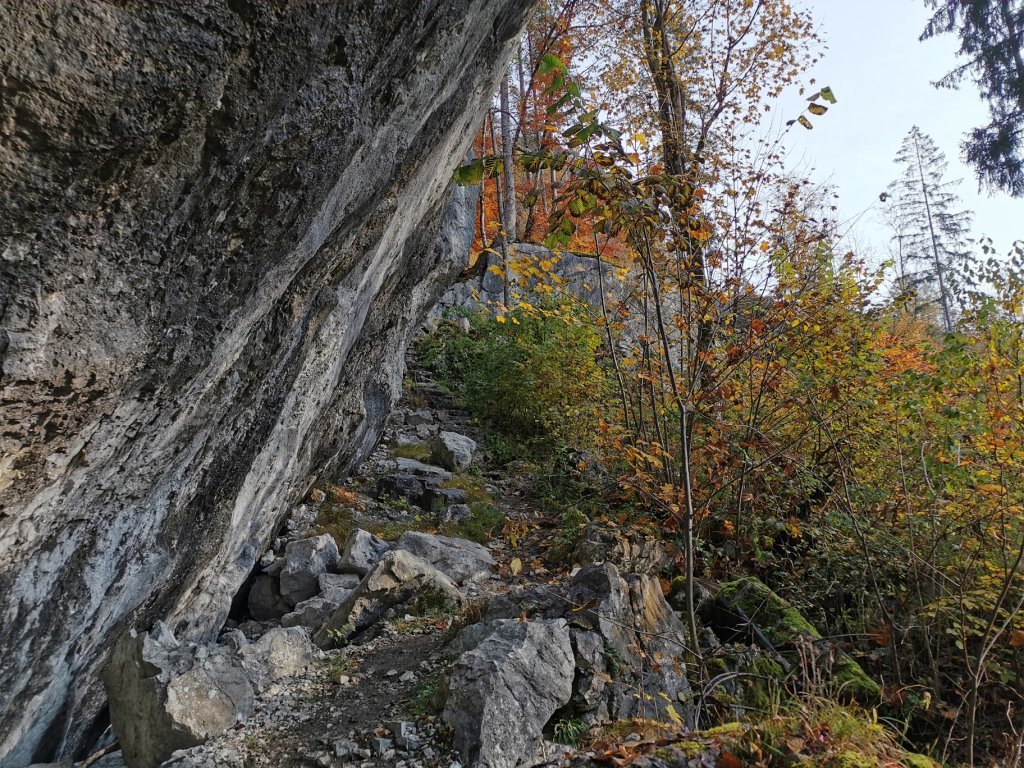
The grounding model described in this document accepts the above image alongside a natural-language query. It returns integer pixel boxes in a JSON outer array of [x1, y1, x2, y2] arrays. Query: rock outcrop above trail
[[0, 1, 533, 762]]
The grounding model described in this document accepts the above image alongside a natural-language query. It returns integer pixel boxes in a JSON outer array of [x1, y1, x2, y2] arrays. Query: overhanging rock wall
[[0, 1, 531, 763]]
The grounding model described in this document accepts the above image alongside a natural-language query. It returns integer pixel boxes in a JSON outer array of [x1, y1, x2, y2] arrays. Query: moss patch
[[717, 577, 880, 704], [391, 442, 432, 462], [902, 754, 940, 768]]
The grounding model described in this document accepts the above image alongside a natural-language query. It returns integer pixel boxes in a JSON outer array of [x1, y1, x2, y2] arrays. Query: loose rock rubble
[[79, 354, 880, 768]]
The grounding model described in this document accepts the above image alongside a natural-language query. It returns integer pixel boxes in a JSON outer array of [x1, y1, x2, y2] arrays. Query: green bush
[[424, 302, 607, 453]]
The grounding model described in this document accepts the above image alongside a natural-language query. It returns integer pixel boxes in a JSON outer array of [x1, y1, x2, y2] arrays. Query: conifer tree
[[921, 0, 1024, 195], [886, 126, 973, 332]]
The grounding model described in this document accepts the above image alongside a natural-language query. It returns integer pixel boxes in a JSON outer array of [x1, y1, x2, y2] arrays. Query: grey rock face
[[314, 550, 463, 646], [430, 431, 478, 471], [339, 529, 390, 576], [238, 627, 315, 692], [428, 243, 630, 324], [102, 624, 254, 768], [393, 531, 494, 584], [443, 619, 574, 768], [279, 535, 341, 607], [0, 1, 532, 761]]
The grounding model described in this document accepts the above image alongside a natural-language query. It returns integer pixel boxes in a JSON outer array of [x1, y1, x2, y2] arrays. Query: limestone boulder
[[565, 564, 692, 722], [102, 623, 254, 768], [339, 529, 390, 576], [314, 550, 463, 646], [430, 431, 477, 471], [281, 587, 354, 629], [393, 530, 494, 584], [238, 627, 316, 692], [279, 534, 341, 607], [443, 619, 575, 768]]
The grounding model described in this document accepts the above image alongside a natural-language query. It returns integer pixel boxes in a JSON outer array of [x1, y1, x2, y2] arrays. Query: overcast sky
[[781, 0, 1021, 261]]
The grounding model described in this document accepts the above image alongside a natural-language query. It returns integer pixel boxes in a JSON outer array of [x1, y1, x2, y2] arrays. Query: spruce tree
[[921, 0, 1024, 195], [886, 126, 973, 332]]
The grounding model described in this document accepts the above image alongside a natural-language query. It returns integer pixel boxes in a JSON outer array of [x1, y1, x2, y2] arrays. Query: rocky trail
[[54, 348, 896, 768]]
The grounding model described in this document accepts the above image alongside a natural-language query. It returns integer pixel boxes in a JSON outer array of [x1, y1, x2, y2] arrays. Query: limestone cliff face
[[0, 2, 530, 763]]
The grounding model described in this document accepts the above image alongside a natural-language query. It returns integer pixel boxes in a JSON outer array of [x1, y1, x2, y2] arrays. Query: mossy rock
[[902, 754, 940, 768], [716, 577, 880, 705], [829, 750, 878, 768]]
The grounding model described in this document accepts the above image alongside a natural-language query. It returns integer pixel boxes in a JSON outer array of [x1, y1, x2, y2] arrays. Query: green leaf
[[453, 159, 484, 186], [819, 86, 837, 104], [808, 103, 828, 116], [546, 92, 572, 115], [798, 115, 814, 130], [483, 156, 504, 176], [537, 54, 567, 76]]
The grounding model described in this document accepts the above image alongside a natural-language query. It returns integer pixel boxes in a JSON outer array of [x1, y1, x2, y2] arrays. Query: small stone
[[399, 670, 415, 683], [443, 504, 472, 523], [335, 740, 359, 758], [371, 737, 394, 755], [386, 669, 399, 677]]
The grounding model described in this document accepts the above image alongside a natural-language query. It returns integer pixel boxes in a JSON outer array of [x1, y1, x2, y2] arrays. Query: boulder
[[443, 503, 473, 523], [571, 521, 667, 573], [246, 574, 290, 621], [103, 623, 254, 768], [430, 431, 478, 471], [376, 473, 427, 503], [713, 577, 880, 704], [314, 550, 463, 647], [281, 587, 354, 629], [318, 572, 361, 591], [218, 629, 248, 654], [339, 529, 390, 576], [279, 535, 341, 607], [405, 409, 435, 426], [393, 531, 494, 584], [443, 619, 575, 768], [394, 457, 454, 482], [565, 564, 692, 722], [238, 627, 316, 692]]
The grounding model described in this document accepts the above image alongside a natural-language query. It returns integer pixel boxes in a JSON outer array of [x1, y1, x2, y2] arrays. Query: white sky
[[781, 0, 1022, 261]]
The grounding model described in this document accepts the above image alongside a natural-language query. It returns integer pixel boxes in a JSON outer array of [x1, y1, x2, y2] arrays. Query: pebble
[[399, 670, 416, 682], [385, 669, 399, 677]]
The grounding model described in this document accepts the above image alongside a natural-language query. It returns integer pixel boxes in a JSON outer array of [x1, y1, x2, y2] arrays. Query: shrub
[[424, 301, 607, 454]]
